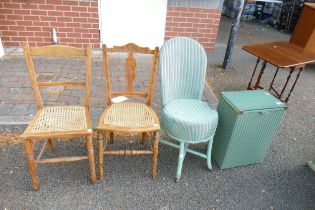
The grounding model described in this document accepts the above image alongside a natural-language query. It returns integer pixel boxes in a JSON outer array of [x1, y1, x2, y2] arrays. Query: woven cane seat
[[22, 106, 89, 137], [98, 102, 160, 132]]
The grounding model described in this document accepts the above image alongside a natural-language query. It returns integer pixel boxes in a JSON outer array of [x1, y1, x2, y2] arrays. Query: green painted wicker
[[159, 37, 219, 182], [162, 99, 218, 143], [159, 37, 207, 107], [212, 90, 287, 169], [307, 157, 315, 172]]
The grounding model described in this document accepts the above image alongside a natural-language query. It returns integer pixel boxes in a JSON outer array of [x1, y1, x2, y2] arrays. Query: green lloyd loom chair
[[159, 37, 219, 182]]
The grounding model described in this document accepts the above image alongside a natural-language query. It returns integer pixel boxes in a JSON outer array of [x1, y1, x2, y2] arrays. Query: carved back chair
[[97, 43, 160, 180], [21, 43, 96, 191]]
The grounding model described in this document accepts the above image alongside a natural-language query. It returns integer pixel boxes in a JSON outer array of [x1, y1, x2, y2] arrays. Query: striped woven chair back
[[159, 37, 207, 107]]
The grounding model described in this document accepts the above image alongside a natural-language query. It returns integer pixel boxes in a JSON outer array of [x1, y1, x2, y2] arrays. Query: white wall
[[0, 37, 4, 58], [99, 0, 167, 48]]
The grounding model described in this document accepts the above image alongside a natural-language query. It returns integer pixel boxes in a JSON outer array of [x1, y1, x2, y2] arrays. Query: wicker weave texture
[[159, 37, 218, 143], [29, 106, 87, 133], [212, 90, 286, 169], [159, 37, 207, 107], [158, 37, 219, 180], [104, 103, 155, 127], [161, 99, 218, 143]]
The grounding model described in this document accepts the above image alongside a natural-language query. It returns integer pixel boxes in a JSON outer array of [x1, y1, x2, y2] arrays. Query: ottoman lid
[[221, 90, 287, 113]]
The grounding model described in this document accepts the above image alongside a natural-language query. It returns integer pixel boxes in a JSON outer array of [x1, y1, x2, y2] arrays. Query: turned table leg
[[253, 61, 267, 89], [285, 66, 304, 103], [247, 58, 260, 89]]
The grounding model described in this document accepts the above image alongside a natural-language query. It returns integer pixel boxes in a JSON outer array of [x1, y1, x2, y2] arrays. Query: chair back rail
[[22, 43, 92, 111], [30, 45, 86, 57], [102, 43, 159, 106]]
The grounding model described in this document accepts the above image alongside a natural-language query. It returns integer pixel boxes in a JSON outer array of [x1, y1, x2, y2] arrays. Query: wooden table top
[[242, 41, 315, 68]]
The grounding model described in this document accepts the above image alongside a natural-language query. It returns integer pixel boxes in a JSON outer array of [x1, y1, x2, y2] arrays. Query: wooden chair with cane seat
[[21, 43, 96, 191], [97, 43, 160, 180]]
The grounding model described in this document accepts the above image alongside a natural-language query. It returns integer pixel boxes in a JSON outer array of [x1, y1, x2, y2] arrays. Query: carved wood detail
[[102, 43, 159, 104], [109, 43, 154, 54], [125, 52, 137, 91]]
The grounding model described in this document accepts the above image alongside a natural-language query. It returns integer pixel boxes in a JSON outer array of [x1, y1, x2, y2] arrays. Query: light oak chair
[[97, 43, 160, 180], [21, 43, 96, 191]]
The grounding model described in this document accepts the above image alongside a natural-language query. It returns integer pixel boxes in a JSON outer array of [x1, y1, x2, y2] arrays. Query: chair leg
[[24, 139, 39, 191], [207, 139, 214, 171], [109, 132, 114, 144], [86, 135, 96, 184], [141, 132, 147, 145], [175, 142, 187, 183], [47, 138, 54, 151], [152, 132, 159, 179], [98, 132, 104, 180]]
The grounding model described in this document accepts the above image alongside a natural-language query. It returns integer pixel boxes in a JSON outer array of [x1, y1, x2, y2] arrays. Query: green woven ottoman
[[212, 90, 287, 169]]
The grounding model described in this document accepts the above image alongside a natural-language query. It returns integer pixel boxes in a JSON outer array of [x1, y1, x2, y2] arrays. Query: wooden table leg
[[86, 135, 96, 184], [24, 139, 39, 191], [253, 61, 267, 89], [247, 58, 260, 89], [152, 132, 159, 179], [279, 67, 295, 98], [269, 67, 280, 91], [285, 66, 304, 103]]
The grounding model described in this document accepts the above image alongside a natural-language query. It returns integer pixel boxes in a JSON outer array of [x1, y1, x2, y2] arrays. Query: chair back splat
[[102, 43, 159, 106]]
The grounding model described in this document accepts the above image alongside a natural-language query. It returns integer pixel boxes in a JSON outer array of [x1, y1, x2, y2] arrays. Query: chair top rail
[[30, 45, 86, 57], [107, 43, 156, 54]]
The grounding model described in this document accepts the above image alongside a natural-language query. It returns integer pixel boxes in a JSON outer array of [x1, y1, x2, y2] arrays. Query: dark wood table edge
[[242, 42, 315, 103]]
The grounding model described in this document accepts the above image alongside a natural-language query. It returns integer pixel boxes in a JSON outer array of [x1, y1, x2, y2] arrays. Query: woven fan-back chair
[[159, 37, 219, 182], [21, 43, 96, 191], [97, 43, 160, 180]]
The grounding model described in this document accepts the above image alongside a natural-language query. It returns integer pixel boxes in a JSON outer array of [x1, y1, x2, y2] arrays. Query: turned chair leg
[[47, 138, 54, 151], [207, 139, 214, 171], [175, 142, 187, 183], [86, 135, 96, 184], [98, 132, 104, 180], [152, 132, 159, 179], [24, 139, 39, 191], [141, 132, 147, 145]]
